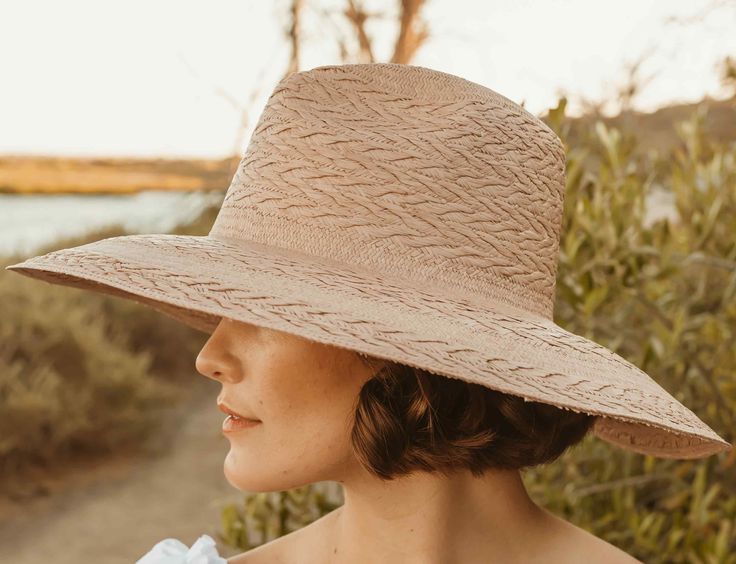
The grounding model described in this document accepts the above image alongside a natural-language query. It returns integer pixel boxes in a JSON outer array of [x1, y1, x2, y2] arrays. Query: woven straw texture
[[6, 63, 732, 460]]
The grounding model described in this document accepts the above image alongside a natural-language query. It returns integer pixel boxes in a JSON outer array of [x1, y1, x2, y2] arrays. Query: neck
[[326, 466, 553, 564]]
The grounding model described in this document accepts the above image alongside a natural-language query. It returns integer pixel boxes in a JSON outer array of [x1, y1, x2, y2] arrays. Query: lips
[[217, 401, 260, 421]]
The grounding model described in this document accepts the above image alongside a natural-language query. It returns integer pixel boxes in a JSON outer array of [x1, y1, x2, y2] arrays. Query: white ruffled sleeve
[[135, 533, 228, 564]]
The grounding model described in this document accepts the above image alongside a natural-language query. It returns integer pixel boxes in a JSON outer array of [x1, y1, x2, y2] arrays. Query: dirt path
[[0, 378, 247, 563]]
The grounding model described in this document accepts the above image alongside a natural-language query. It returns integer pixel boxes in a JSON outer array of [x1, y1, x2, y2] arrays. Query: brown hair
[[351, 357, 597, 481]]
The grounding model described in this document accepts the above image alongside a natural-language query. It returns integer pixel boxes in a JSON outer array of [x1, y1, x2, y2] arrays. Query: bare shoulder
[[540, 509, 642, 564], [227, 505, 641, 564], [226, 508, 340, 564]]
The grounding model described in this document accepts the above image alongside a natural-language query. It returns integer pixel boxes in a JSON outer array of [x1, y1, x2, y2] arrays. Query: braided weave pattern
[[209, 64, 566, 319], [7, 233, 730, 458]]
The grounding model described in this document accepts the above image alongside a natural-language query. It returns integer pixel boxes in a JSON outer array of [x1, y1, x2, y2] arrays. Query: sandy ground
[[0, 378, 248, 563]]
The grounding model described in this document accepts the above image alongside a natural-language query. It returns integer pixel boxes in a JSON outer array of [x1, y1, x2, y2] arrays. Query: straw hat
[[6, 62, 731, 459]]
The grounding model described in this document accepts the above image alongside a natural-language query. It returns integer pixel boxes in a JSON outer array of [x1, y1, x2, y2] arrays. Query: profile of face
[[195, 316, 379, 492]]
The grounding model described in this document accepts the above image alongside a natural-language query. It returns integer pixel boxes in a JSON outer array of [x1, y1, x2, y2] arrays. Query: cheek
[[222, 390, 359, 491], [276, 393, 359, 470], [221, 352, 370, 491]]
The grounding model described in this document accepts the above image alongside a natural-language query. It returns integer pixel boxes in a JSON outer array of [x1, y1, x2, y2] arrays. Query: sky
[[1, 0, 734, 159]]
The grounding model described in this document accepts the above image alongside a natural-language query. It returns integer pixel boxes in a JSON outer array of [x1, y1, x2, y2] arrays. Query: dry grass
[[0, 154, 238, 194]]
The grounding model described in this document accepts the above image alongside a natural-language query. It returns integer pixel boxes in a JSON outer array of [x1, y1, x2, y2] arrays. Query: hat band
[[209, 206, 554, 320]]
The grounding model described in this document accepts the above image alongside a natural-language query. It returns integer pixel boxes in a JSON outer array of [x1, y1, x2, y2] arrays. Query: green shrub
[[0, 208, 219, 493], [220, 483, 343, 550]]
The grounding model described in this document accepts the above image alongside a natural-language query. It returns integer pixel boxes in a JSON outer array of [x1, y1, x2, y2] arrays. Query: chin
[[223, 451, 282, 492], [223, 449, 257, 490]]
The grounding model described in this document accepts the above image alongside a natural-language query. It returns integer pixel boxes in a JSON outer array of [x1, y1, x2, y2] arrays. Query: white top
[[135, 534, 228, 563]]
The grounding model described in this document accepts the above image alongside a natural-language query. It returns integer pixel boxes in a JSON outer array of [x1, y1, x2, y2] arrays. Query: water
[[0, 190, 225, 258]]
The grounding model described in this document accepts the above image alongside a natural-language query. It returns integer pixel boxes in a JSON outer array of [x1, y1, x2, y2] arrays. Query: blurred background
[[1, 1, 735, 562]]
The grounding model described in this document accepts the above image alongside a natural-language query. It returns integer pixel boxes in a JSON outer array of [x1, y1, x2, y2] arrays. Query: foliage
[[0, 212, 216, 494], [219, 99, 736, 562], [220, 483, 343, 551]]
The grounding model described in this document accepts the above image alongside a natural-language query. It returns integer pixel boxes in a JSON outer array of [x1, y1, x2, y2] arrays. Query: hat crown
[[209, 63, 567, 319]]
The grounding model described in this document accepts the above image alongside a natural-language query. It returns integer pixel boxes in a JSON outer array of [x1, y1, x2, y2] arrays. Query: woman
[[7, 62, 730, 563], [195, 317, 638, 563]]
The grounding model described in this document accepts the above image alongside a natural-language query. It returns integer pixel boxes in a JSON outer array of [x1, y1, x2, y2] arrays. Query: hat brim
[[6, 232, 732, 459]]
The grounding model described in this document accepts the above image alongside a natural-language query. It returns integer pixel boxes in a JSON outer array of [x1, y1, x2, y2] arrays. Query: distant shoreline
[[3, 93, 735, 195], [0, 154, 239, 194]]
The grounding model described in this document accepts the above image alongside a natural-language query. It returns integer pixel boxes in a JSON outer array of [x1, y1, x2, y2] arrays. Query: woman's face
[[195, 316, 379, 492]]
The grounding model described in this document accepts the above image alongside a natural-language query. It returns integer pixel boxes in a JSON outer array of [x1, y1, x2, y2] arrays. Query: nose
[[195, 348, 228, 382], [195, 319, 240, 383]]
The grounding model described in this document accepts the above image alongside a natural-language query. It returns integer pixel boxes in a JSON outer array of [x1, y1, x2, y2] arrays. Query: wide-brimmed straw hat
[[6, 63, 731, 459]]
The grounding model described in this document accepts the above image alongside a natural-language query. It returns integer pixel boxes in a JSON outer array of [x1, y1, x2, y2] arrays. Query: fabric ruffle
[[135, 534, 227, 564]]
